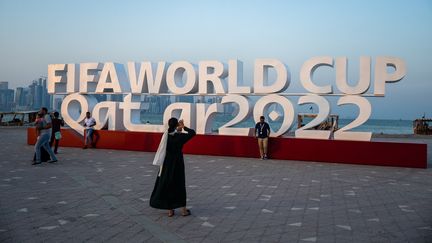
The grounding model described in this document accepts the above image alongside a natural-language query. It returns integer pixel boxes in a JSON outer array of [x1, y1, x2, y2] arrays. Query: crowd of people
[[32, 107, 58, 165], [32, 107, 97, 164], [31, 106, 273, 218]]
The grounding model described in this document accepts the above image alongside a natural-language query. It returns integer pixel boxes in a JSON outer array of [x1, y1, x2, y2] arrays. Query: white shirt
[[84, 117, 96, 129], [39, 114, 52, 136]]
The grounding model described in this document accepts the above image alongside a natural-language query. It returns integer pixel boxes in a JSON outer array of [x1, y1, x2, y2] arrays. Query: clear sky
[[0, 0, 431, 119]]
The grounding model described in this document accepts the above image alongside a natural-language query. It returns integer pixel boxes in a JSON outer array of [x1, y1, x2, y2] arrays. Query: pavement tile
[[0, 128, 431, 242]]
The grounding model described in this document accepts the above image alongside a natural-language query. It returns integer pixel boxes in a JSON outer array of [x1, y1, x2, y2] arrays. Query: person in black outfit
[[150, 118, 195, 217], [255, 116, 271, 159], [50, 112, 64, 154]]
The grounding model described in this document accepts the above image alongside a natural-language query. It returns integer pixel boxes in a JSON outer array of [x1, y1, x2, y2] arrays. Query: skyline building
[[0, 81, 9, 90], [0, 81, 15, 112], [8, 77, 53, 111], [142, 95, 171, 114]]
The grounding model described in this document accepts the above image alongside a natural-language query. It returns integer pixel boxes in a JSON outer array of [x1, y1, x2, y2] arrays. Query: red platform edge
[[27, 128, 427, 168]]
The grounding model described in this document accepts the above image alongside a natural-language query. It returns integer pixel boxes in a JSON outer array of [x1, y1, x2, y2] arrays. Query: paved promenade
[[0, 128, 431, 242]]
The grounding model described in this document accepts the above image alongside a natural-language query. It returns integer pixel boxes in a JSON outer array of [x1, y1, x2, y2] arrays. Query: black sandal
[[182, 209, 191, 217], [168, 210, 175, 217]]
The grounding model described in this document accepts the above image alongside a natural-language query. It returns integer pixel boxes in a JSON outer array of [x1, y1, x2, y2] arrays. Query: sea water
[[139, 113, 414, 135], [1, 112, 412, 134]]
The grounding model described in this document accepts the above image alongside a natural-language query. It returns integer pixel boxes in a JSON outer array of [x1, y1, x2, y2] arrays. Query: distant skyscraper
[[11, 78, 53, 111], [28, 81, 36, 109], [0, 82, 15, 111], [140, 95, 171, 114], [0, 81, 8, 90], [40, 77, 50, 108], [108, 94, 123, 102], [14, 87, 31, 110], [175, 96, 194, 103], [15, 87, 25, 106], [24, 78, 52, 110], [23, 88, 32, 110], [15, 87, 23, 104], [34, 82, 43, 109]]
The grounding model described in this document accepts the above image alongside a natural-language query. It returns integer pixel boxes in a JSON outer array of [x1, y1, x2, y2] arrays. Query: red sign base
[[27, 128, 427, 168]]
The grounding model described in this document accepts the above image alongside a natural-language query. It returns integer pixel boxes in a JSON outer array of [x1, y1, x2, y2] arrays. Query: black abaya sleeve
[[179, 127, 196, 145]]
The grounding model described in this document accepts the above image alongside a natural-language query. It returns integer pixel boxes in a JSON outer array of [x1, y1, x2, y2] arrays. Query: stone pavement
[[0, 127, 431, 243]]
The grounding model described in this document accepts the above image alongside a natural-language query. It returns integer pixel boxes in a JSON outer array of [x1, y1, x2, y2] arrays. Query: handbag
[[55, 131, 62, 140]]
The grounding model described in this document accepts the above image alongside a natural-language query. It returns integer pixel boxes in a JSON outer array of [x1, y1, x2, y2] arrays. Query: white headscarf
[[152, 129, 177, 176]]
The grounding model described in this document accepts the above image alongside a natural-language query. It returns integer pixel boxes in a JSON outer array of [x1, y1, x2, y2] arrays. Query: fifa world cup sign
[[48, 57, 406, 141]]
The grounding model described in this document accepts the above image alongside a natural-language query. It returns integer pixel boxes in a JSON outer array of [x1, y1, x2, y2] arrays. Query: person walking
[[255, 116, 271, 159], [150, 118, 195, 217], [33, 107, 58, 165], [50, 111, 64, 154]]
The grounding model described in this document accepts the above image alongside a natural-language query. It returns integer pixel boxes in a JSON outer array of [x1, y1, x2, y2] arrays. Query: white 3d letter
[[127, 61, 168, 94], [48, 64, 67, 94], [196, 103, 223, 134], [295, 94, 331, 139], [79, 63, 103, 93], [300, 56, 333, 94], [219, 95, 253, 136], [166, 61, 198, 94], [48, 64, 79, 94], [163, 102, 196, 129], [61, 93, 98, 136], [254, 59, 289, 93], [253, 95, 295, 137], [198, 61, 227, 95], [92, 101, 124, 130], [228, 60, 251, 94], [336, 57, 371, 94], [96, 63, 130, 93], [119, 94, 164, 132], [374, 56, 406, 96], [334, 95, 372, 141]]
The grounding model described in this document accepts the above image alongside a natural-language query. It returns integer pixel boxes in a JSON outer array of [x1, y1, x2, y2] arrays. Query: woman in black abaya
[[150, 118, 195, 217]]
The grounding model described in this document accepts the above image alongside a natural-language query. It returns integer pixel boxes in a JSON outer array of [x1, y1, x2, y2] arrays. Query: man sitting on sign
[[82, 111, 96, 149]]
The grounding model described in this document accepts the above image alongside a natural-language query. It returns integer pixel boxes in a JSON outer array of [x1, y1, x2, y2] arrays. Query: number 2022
[[215, 94, 371, 141]]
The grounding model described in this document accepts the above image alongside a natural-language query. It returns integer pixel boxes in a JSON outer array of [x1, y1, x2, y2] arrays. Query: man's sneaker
[[48, 160, 58, 163], [32, 161, 42, 165]]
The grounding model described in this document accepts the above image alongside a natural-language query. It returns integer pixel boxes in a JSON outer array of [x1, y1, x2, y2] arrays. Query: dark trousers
[[50, 133, 60, 153], [33, 146, 51, 162]]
